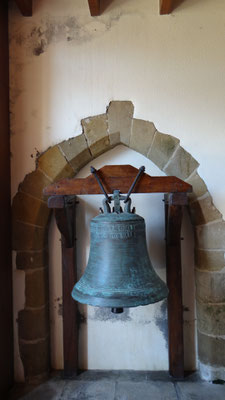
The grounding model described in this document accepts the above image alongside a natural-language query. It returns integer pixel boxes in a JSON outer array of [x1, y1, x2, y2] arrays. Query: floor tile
[[19, 378, 65, 400], [177, 381, 225, 400], [62, 380, 115, 400], [115, 381, 177, 400]]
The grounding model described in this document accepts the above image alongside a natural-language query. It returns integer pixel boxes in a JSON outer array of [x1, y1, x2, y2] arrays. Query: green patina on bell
[[72, 190, 168, 312]]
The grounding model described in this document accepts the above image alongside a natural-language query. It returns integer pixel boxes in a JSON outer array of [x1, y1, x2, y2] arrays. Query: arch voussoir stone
[[147, 130, 180, 170], [12, 100, 225, 382], [107, 100, 134, 146], [58, 134, 92, 173], [130, 119, 156, 156], [164, 146, 199, 180]]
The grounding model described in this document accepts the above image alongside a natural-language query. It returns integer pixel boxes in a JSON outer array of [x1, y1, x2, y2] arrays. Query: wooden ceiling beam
[[14, 0, 32, 17], [160, 0, 175, 15], [88, 0, 101, 16]]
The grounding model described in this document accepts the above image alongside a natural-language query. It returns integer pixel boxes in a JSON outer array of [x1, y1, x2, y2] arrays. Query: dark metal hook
[[91, 165, 145, 204], [90, 166, 111, 202], [124, 166, 145, 203]]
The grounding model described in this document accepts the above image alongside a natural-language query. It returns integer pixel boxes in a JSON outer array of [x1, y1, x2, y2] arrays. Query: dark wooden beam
[[44, 165, 192, 197], [160, 0, 175, 14], [14, 0, 32, 17], [88, 0, 101, 16]]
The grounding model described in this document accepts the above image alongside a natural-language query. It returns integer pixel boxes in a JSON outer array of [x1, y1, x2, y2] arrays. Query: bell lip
[[71, 287, 168, 308]]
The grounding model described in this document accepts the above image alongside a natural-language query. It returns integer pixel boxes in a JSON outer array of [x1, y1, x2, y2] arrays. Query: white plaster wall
[[9, 0, 224, 379]]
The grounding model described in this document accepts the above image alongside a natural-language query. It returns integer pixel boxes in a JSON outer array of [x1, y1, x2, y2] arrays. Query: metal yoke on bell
[[72, 188, 168, 310]]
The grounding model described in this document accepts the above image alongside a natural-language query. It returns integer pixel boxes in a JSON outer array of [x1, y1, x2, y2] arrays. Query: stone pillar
[[194, 215, 225, 381]]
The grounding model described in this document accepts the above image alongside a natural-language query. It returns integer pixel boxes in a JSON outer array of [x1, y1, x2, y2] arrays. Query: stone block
[[115, 381, 177, 400], [195, 269, 225, 303], [12, 192, 50, 228], [107, 101, 134, 146], [177, 381, 225, 400], [25, 268, 49, 308], [130, 119, 156, 156], [195, 248, 225, 271], [12, 221, 47, 251], [108, 131, 121, 147], [186, 172, 208, 202], [58, 134, 92, 173], [19, 337, 50, 378], [82, 114, 110, 157], [18, 169, 52, 201], [16, 249, 48, 270], [164, 146, 199, 179], [147, 131, 179, 170], [198, 331, 225, 367], [18, 307, 49, 341], [37, 145, 74, 182], [196, 221, 225, 250], [189, 194, 222, 226], [197, 301, 225, 336]]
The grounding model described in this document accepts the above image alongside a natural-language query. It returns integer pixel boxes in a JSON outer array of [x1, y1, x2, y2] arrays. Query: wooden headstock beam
[[44, 165, 192, 198], [14, 0, 32, 17]]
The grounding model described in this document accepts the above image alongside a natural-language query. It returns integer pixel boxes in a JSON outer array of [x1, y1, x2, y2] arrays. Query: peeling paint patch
[[10, 9, 141, 57], [93, 307, 132, 323], [155, 300, 168, 348], [30, 148, 41, 159], [77, 310, 87, 325]]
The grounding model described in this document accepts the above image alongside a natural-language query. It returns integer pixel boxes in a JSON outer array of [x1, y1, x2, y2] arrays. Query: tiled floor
[[9, 371, 225, 400]]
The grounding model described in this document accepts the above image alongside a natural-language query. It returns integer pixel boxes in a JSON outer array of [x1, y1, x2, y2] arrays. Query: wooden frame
[[45, 165, 192, 378]]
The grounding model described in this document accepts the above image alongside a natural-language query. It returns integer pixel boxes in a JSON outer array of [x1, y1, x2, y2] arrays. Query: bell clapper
[[111, 308, 124, 314]]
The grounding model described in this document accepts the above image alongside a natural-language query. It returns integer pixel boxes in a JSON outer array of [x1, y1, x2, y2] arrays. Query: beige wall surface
[[9, 0, 225, 380]]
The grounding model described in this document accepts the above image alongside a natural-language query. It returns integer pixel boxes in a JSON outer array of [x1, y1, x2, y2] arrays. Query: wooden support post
[[164, 192, 187, 379], [54, 196, 78, 377]]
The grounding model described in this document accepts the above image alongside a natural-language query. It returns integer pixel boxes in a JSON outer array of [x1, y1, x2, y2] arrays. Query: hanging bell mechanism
[[72, 189, 168, 313]]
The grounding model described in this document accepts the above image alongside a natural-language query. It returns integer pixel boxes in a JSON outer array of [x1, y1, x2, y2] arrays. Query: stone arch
[[12, 101, 225, 382]]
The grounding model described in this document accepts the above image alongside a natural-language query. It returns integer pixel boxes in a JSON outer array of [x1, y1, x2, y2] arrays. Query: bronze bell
[[72, 189, 168, 313]]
